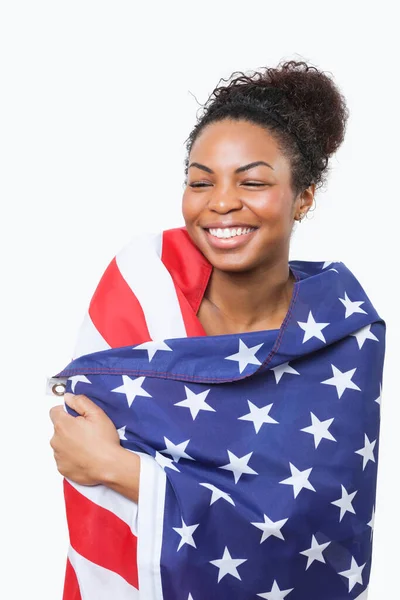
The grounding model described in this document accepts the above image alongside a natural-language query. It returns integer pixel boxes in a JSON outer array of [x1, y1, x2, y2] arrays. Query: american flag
[[51, 227, 385, 600]]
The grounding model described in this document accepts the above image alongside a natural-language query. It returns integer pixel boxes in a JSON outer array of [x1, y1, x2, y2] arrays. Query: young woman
[[49, 60, 385, 600]]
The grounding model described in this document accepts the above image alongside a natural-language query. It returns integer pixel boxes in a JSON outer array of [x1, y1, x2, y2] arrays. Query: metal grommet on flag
[[52, 382, 66, 396], [45, 376, 68, 397]]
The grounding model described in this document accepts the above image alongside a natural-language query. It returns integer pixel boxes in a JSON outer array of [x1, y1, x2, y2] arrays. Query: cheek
[[255, 201, 284, 223], [254, 194, 293, 225], [182, 193, 202, 223]]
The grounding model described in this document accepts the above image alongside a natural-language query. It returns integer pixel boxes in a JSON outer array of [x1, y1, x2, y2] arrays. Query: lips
[[202, 226, 258, 250], [202, 223, 259, 230]]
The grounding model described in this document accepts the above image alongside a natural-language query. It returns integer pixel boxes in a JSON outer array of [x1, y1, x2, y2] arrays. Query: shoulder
[[289, 258, 385, 324]]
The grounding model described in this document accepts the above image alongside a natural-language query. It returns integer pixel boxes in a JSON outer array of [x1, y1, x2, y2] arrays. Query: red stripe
[[64, 479, 139, 589], [172, 281, 207, 337], [161, 228, 211, 335], [62, 558, 82, 600], [89, 257, 151, 347]]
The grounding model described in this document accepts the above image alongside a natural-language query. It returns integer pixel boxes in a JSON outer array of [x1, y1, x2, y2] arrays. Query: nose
[[207, 189, 243, 213]]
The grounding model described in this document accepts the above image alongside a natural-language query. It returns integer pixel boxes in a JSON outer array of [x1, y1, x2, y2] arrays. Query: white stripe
[[116, 232, 187, 341], [136, 452, 166, 600], [354, 588, 369, 600], [66, 476, 138, 535], [73, 312, 111, 359], [68, 545, 139, 600]]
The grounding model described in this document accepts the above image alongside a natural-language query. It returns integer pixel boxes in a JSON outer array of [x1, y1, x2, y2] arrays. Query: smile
[[203, 226, 258, 249], [208, 226, 257, 239]]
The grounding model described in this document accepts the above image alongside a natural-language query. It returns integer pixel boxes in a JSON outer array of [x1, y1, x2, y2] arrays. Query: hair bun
[[260, 60, 349, 158]]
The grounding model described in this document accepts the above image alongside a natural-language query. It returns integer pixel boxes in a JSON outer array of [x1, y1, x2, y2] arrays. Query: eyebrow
[[188, 160, 274, 174]]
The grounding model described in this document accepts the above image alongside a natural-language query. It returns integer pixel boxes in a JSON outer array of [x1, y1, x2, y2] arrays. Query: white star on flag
[[117, 425, 127, 440], [300, 412, 337, 448], [339, 291, 367, 318], [199, 483, 235, 506], [338, 556, 366, 592], [279, 462, 316, 498], [375, 383, 382, 405], [321, 364, 361, 399], [297, 311, 330, 343], [271, 361, 300, 383], [68, 375, 91, 393], [172, 517, 199, 551], [367, 506, 375, 540], [111, 375, 152, 407], [351, 324, 379, 349], [219, 450, 258, 484], [238, 400, 278, 433], [257, 579, 294, 599], [331, 484, 357, 521], [355, 434, 376, 470], [299, 534, 331, 570], [225, 339, 263, 373], [155, 451, 180, 472], [132, 339, 173, 361], [174, 386, 215, 420], [209, 546, 247, 582], [320, 263, 339, 274], [160, 437, 195, 462], [251, 513, 288, 543]]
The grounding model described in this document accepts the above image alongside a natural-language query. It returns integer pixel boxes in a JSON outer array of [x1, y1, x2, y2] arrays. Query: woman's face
[[182, 118, 313, 273]]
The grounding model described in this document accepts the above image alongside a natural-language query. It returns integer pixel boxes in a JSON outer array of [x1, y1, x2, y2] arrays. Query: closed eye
[[189, 182, 268, 188]]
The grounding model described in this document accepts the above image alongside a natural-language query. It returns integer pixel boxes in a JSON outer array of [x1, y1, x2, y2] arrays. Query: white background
[[1, 1, 397, 598]]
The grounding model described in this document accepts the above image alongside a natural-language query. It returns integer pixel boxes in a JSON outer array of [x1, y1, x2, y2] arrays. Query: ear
[[294, 183, 316, 219]]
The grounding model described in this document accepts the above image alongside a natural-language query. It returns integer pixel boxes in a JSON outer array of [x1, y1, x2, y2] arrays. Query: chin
[[204, 252, 259, 274]]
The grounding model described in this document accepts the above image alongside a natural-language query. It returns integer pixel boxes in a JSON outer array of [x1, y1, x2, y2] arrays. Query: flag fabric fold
[[51, 227, 385, 600]]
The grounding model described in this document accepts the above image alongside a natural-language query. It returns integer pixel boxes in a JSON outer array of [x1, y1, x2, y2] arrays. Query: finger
[[50, 435, 59, 452], [64, 393, 102, 418], [49, 404, 68, 424]]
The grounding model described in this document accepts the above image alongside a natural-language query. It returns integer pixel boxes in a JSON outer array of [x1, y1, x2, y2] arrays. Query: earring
[[297, 212, 305, 222]]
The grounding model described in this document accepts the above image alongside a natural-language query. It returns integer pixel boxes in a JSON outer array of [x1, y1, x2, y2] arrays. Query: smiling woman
[[179, 63, 347, 336], [49, 59, 385, 600]]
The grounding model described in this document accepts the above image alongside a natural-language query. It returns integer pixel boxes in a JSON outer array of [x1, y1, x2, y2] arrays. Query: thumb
[[64, 392, 100, 418]]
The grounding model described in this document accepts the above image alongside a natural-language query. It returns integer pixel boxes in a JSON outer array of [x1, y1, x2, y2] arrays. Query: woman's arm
[[49, 392, 140, 503], [101, 445, 140, 503]]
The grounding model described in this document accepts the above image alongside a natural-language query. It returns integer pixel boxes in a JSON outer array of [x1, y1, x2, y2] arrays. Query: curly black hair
[[184, 59, 349, 198]]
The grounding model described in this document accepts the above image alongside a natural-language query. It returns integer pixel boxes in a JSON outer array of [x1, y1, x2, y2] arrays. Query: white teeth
[[208, 227, 255, 239]]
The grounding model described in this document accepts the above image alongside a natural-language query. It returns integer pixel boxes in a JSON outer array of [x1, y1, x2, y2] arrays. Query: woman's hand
[[49, 392, 122, 486]]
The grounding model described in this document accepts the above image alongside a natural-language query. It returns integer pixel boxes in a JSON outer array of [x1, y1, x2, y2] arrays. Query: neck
[[203, 256, 295, 332]]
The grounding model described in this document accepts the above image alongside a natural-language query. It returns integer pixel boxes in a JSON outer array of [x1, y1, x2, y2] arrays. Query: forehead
[[190, 119, 288, 168]]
